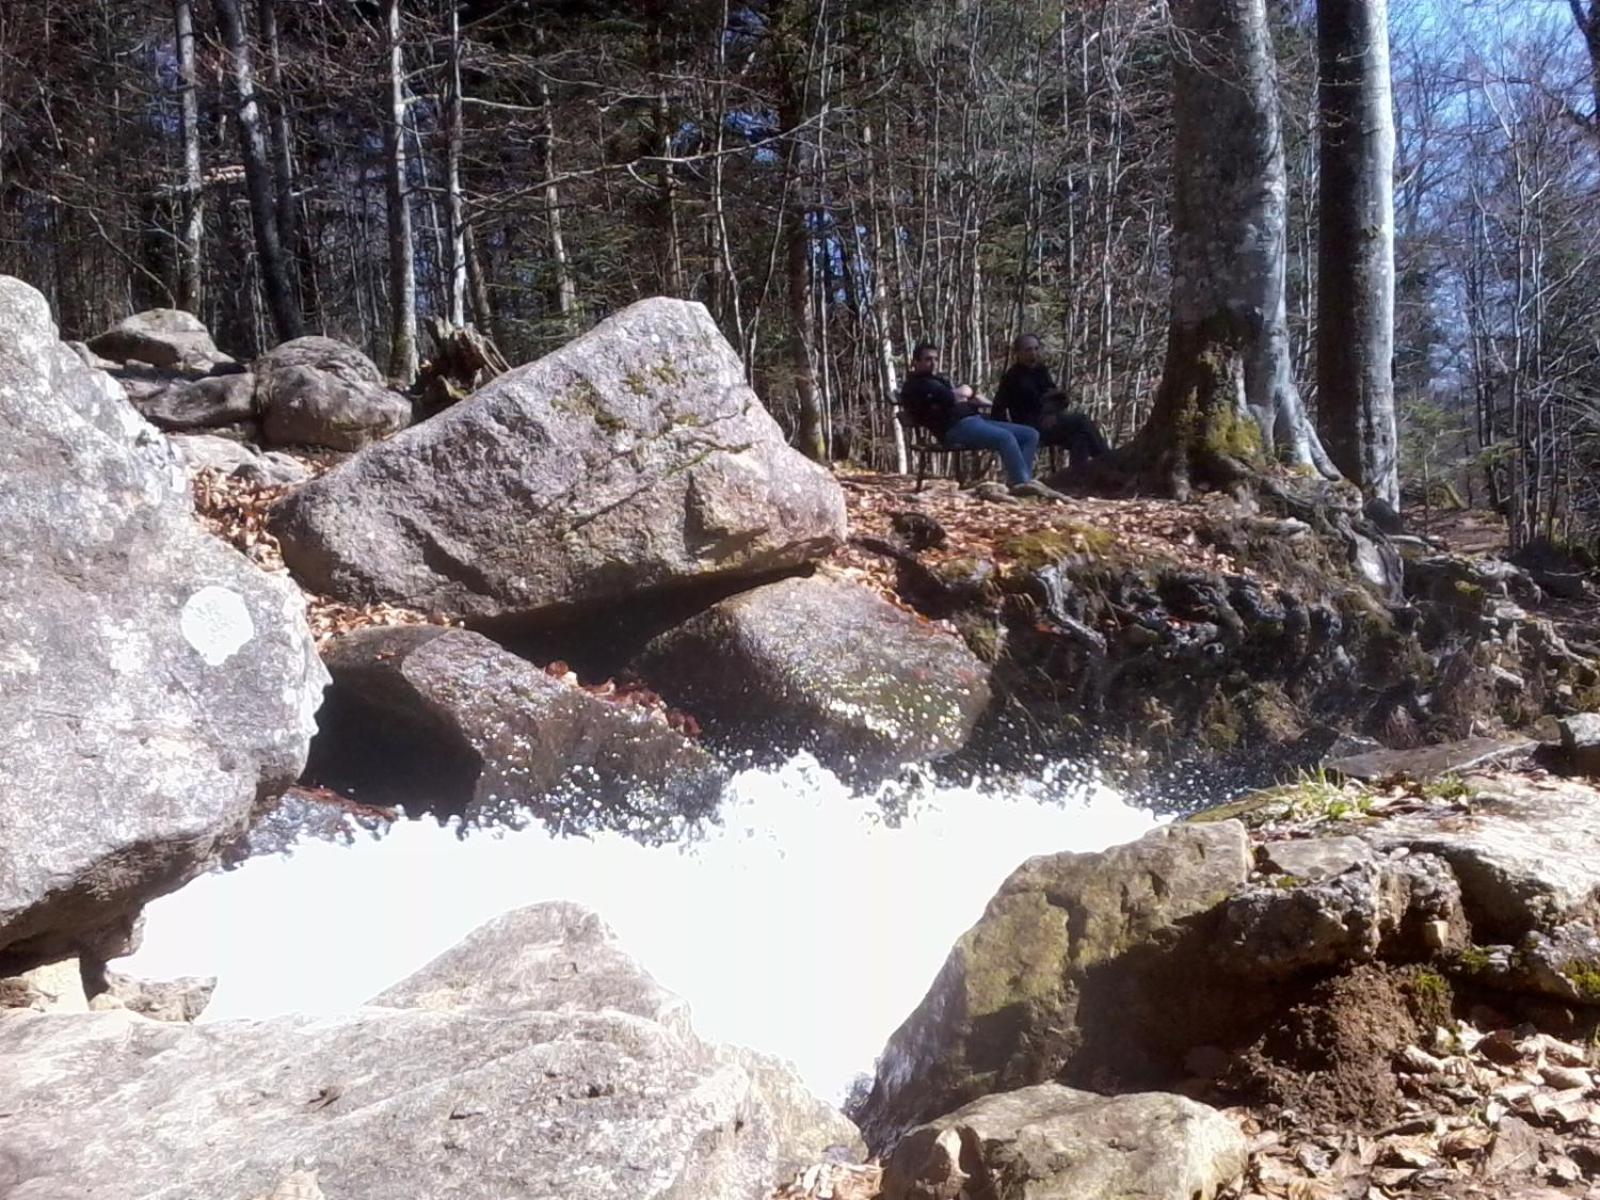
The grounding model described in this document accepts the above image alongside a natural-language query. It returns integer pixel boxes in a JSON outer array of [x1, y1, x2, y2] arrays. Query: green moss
[[1564, 961, 1600, 1001], [1407, 967, 1454, 1029], [1456, 944, 1493, 974], [1000, 524, 1116, 571], [623, 371, 649, 396], [1421, 775, 1472, 803], [956, 615, 1004, 664]]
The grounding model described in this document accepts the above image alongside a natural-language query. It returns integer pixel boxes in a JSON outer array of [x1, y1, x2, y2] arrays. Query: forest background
[[1, 0, 1596, 548]]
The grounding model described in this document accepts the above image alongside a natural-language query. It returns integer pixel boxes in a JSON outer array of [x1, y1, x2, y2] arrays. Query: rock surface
[[271, 297, 846, 622], [638, 573, 990, 778], [171, 432, 313, 487], [857, 821, 1251, 1150], [86, 308, 231, 372], [879, 1084, 1246, 1200], [0, 275, 327, 967], [0, 902, 858, 1200], [255, 335, 411, 449], [1558, 713, 1600, 776], [139, 371, 257, 430], [90, 969, 217, 1022], [314, 625, 725, 833], [1327, 736, 1536, 783]]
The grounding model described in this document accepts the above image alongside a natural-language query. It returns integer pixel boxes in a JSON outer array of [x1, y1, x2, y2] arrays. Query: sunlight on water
[[125, 755, 1156, 1103]]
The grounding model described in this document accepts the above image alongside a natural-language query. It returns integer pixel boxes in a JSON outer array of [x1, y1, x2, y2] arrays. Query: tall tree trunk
[[1567, 0, 1599, 126], [780, 26, 826, 465], [212, 0, 301, 342], [257, 0, 297, 281], [383, 0, 417, 382], [174, 0, 203, 313], [536, 32, 576, 324], [445, 1, 467, 328], [1317, 0, 1399, 505], [1125, 0, 1335, 497]]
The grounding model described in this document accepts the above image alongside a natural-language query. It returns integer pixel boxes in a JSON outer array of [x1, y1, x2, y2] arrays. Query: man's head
[[1013, 334, 1043, 367], [911, 340, 939, 375]]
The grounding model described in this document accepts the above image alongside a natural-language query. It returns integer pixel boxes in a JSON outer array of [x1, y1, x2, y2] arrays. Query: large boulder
[[638, 573, 990, 779], [0, 902, 860, 1200], [255, 335, 412, 450], [0, 275, 327, 968], [270, 298, 846, 622], [86, 307, 231, 372], [880, 1084, 1246, 1200], [312, 625, 726, 833], [856, 821, 1252, 1150]]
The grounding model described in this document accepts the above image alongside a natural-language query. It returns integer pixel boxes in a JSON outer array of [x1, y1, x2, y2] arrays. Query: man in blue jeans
[[899, 340, 1053, 497]]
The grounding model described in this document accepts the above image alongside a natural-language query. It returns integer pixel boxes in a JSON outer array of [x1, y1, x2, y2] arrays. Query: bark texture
[[1127, 0, 1335, 496], [212, 0, 301, 342], [384, 0, 418, 382], [1317, 0, 1400, 505]]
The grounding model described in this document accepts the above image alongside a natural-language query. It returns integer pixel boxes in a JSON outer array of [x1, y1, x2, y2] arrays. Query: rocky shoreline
[[9, 276, 1600, 1199]]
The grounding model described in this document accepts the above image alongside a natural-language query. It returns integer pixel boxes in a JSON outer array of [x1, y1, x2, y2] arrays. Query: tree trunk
[[212, 0, 301, 342], [536, 34, 576, 324], [780, 34, 826, 464], [1317, 0, 1399, 505], [1568, 0, 1599, 126], [174, 0, 203, 313], [1124, 0, 1335, 497], [383, 0, 417, 382], [445, 0, 467, 328]]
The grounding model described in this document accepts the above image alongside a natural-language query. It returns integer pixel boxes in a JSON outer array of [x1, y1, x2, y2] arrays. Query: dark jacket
[[900, 372, 979, 439], [991, 363, 1055, 428]]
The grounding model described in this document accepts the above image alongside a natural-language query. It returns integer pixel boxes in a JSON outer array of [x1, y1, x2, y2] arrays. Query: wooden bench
[[896, 410, 1066, 491], [897, 410, 987, 491]]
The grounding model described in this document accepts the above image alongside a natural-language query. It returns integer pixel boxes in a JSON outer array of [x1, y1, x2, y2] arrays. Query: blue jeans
[[943, 416, 1039, 486]]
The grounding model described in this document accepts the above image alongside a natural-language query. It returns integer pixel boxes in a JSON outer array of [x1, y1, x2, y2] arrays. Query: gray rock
[[66, 340, 121, 372], [170, 433, 312, 487], [140, 372, 257, 431], [369, 902, 690, 1028], [1356, 774, 1600, 938], [87, 308, 231, 372], [0, 958, 87, 1013], [0, 275, 327, 967], [255, 336, 412, 449], [638, 574, 990, 779], [0, 902, 859, 1200], [1558, 714, 1600, 776], [1505, 922, 1600, 1005], [1218, 854, 1467, 980], [319, 625, 726, 833], [93, 969, 217, 1022], [271, 298, 846, 622], [1327, 735, 1535, 782], [857, 821, 1251, 1151], [880, 1083, 1246, 1200], [1259, 835, 1375, 880]]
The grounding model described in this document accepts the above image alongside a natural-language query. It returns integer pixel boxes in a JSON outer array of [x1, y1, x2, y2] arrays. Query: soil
[[1220, 965, 1435, 1127]]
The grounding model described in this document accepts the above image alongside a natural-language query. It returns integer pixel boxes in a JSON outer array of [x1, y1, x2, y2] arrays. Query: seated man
[[900, 340, 1048, 496], [992, 334, 1110, 469]]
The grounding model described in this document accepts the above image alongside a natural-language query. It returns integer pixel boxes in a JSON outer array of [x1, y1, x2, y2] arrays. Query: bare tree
[[1122, 0, 1336, 496], [1317, 0, 1400, 504], [383, 0, 417, 381], [212, 0, 302, 341], [174, 0, 203, 313], [1567, 0, 1599, 125]]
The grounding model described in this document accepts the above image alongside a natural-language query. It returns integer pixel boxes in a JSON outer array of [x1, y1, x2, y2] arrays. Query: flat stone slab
[[1327, 737, 1536, 783], [1259, 835, 1376, 881]]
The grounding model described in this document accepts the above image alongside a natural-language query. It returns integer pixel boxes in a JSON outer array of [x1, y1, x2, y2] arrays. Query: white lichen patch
[[180, 585, 254, 666]]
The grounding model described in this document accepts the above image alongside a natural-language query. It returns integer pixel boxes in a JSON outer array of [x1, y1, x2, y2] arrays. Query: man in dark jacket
[[992, 334, 1110, 468], [900, 340, 1047, 494]]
